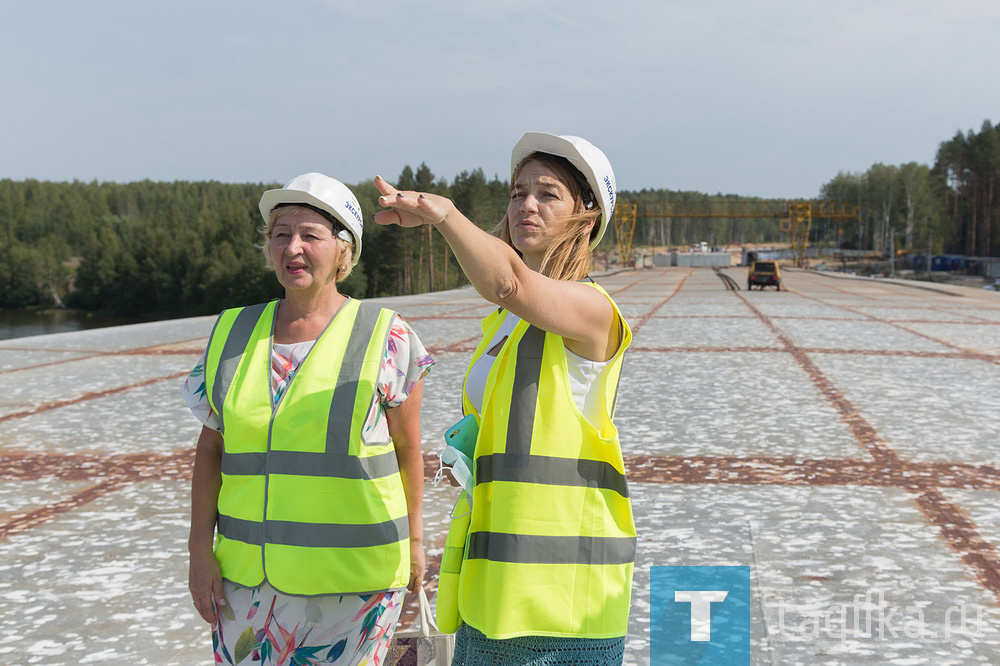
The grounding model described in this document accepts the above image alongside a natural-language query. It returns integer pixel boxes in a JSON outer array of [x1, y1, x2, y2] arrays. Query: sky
[[1, 0, 998, 199]]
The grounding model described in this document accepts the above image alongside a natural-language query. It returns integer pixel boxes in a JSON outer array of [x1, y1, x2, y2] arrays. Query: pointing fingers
[[373, 175, 396, 198]]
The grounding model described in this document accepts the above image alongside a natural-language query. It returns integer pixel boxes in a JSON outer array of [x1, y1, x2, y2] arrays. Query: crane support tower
[[612, 200, 860, 268], [613, 202, 638, 267]]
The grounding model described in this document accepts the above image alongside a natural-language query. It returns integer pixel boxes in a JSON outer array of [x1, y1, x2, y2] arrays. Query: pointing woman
[[375, 133, 636, 665], [182, 173, 434, 665]]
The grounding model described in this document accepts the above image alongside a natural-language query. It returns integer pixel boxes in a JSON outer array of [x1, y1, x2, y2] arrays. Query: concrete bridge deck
[[1, 267, 999, 665]]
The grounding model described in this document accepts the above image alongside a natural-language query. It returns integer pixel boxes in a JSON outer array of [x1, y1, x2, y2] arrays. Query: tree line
[[620, 119, 999, 258], [0, 166, 512, 314], [2, 119, 996, 314], [0, 168, 802, 315], [0, 163, 768, 315], [819, 119, 999, 257]]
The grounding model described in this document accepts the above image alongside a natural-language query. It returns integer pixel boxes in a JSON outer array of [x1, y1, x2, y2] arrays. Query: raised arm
[[373, 177, 619, 361]]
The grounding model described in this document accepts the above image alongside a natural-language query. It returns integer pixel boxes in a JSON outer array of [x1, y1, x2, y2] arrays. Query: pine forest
[[1, 121, 998, 316]]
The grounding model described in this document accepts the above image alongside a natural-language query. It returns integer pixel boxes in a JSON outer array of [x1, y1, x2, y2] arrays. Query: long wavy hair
[[495, 152, 600, 282]]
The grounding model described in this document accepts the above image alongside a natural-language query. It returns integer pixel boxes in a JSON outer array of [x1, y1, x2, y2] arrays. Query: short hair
[[259, 205, 354, 283]]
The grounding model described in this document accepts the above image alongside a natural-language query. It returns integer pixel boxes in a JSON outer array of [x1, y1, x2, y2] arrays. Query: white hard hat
[[258, 173, 364, 265], [510, 132, 616, 250]]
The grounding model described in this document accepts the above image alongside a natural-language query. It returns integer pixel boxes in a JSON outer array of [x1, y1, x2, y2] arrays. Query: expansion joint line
[[631, 270, 694, 334], [426, 334, 482, 356], [734, 288, 1000, 604], [0, 337, 207, 376], [0, 371, 190, 424], [608, 271, 662, 296], [0, 480, 127, 540], [785, 286, 1000, 366]]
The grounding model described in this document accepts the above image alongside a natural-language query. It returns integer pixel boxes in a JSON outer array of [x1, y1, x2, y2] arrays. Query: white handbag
[[386, 587, 456, 666]]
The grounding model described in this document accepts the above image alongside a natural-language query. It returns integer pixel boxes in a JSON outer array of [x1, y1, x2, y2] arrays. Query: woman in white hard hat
[[182, 173, 434, 665], [375, 134, 636, 665]]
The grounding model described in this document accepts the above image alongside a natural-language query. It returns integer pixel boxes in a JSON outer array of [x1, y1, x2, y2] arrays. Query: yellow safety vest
[[437, 491, 471, 634], [203, 299, 409, 596], [454, 283, 636, 639]]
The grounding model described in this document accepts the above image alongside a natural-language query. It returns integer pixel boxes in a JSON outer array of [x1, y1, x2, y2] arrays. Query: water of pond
[[0, 309, 152, 342]]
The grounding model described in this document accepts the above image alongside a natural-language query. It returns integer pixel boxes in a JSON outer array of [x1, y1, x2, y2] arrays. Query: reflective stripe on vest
[[204, 299, 409, 596], [466, 531, 636, 565], [212, 302, 269, 435], [456, 282, 636, 639], [475, 453, 629, 497], [218, 514, 409, 548]]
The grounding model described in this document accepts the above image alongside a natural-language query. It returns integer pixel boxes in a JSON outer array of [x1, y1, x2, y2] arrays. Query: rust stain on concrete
[[631, 271, 693, 334], [734, 288, 1000, 604], [0, 480, 126, 540], [0, 371, 190, 424]]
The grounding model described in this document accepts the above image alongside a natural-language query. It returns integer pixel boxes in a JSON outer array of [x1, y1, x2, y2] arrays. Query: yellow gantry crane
[[611, 200, 860, 268], [612, 202, 637, 265]]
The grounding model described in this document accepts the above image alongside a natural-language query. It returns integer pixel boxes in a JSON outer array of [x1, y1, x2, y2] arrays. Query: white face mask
[[437, 445, 475, 508]]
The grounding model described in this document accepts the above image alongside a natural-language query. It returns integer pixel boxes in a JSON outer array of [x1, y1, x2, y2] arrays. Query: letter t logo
[[674, 590, 729, 641]]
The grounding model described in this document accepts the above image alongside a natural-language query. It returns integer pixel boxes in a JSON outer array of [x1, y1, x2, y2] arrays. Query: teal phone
[[445, 414, 478, 459]]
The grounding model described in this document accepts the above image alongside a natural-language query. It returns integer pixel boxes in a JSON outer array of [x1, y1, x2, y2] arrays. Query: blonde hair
[[259, 205, 354, 283], [495, 152, 601, 281]]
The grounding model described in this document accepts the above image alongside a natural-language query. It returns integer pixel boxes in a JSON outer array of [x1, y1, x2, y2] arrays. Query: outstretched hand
[[372, 176, 453, 228]]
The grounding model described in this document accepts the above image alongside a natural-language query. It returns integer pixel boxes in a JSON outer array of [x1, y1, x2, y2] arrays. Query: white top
[[465, 313, 612, 427]]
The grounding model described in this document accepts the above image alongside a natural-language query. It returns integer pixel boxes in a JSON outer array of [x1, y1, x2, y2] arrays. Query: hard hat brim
[[259, 187, 363, 266]]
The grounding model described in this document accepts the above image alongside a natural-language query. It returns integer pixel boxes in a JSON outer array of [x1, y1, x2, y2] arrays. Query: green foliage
[[359, 165, 507, 298], [2, 179, 277, 315], [5, 119, 992, 318], [819, 119, 998, 257], [0, 169, 511, 316], [451, 168, 509, 230], [0, 242, 48, 307], [932, 120, 1000, 256]]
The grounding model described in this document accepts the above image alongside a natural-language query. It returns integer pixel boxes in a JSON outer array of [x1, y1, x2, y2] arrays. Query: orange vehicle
[[748, 260, 782, 290]]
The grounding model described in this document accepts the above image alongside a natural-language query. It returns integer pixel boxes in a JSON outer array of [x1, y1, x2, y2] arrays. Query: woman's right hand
[[372, 176, 455, 228], [189, 548, 225, 625]]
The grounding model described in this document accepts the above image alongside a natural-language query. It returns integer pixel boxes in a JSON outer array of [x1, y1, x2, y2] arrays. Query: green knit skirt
[[451, 624, 626, 666]]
